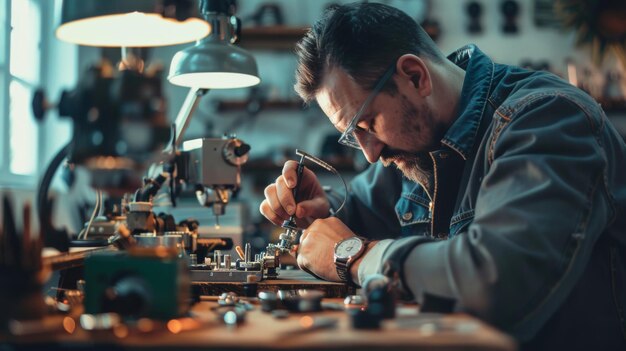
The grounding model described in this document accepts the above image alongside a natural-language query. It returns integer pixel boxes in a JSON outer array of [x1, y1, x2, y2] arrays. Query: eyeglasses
[[337, 64, 396, 149]]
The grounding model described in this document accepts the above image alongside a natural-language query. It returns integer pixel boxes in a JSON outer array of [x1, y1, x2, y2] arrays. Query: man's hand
[[297, 217, 355, 282], [259, 160, 330, 228]]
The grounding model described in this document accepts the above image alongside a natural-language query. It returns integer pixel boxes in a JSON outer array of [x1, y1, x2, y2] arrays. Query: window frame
[[0, 0, 46, 187]]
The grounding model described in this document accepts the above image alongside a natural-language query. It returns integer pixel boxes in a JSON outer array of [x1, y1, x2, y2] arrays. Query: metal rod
[[174, 87, 209, 149]]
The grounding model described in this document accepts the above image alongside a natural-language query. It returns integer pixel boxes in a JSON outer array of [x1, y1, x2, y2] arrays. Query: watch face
[[335, 237, 363, 259]]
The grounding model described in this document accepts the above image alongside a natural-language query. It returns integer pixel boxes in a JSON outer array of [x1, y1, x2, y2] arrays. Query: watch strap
[[334, 237, 369, 285]]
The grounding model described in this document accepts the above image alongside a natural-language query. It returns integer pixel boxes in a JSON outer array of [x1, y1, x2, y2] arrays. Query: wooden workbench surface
[[3, 300, 516, 351]]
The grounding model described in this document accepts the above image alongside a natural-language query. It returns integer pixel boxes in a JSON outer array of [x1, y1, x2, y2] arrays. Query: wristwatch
[[334, 236, 369, 284]]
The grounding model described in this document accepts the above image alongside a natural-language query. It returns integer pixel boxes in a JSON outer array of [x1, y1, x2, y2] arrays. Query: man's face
[[316, 66, 447, 182]]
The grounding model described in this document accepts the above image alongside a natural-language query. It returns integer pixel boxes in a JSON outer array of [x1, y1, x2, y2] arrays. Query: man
[[260, 3, 626, 350]]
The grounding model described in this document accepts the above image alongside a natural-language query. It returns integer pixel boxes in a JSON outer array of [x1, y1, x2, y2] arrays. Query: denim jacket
[[335, 45, 626, 349]]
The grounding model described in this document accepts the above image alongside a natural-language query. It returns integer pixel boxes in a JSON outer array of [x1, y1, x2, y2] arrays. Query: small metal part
[[214, 250, 222, 270], [223, 254, 232, 269], [344, 295, 365, 305], [218, 306, 246, 326], [218, 292, 239, 306], [350, 309, 381, 330], [258, 291, 278, 312], [278, 289, 324, 312], [244, 243, 251, 263], [344, 295, 365, 312], [362, 274, 395, 319]]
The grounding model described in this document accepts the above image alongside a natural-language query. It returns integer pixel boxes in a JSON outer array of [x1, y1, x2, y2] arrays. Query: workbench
[[25, 247, 517, 350], [3, 299, 516, 351]]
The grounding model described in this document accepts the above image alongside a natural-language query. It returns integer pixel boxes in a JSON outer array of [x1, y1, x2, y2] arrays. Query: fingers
[[281, 160, 300, 188], [261, 180, 290, 218], [275, 175, 296, 215], [259, 200, 283, 226], [261, 160, 327, 226], [296, 197, 330, 218]]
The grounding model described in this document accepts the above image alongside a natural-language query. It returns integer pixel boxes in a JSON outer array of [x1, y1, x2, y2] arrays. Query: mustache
[[380, 147, 416, 165]]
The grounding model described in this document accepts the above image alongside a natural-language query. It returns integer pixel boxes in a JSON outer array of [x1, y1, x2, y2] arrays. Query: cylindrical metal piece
[[135, 233, 161, 247], [214, 250, 222, 270], [162, 234, 183, 254], [223, 254, 232, 270], [244, 243, 251, 263]]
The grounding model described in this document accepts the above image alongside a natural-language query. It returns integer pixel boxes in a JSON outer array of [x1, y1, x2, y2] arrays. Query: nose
[[356, 133, 384, 163]]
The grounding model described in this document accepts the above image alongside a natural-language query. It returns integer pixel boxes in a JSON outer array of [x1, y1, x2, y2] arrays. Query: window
[[1, 0, 43, 184]]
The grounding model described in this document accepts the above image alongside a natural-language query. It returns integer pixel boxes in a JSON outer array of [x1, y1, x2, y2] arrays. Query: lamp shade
[[168, 35, 261, 89], [56, 0, 210, 47]]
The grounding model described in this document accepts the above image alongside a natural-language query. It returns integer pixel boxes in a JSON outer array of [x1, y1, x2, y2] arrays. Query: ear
[[395, 54, 432, 97]]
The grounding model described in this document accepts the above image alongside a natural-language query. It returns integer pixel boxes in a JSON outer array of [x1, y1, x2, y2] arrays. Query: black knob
[[32, 88, 46, 121], [234, 143, 251, 157]]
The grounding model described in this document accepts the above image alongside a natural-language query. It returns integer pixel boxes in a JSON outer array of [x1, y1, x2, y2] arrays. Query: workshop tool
[[362, 274, 396, 319], [190, 150, 347, 284], [270, 150, 349, 255], [276, 151, 306, 253], [84, 250, 190, 320]]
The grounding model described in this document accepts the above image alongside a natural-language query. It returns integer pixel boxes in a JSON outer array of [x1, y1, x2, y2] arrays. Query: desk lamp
[[165, 0, 259, 228], [34, 0, 211, 250], [168, 0, 260, 146], [56, 0, 210, 47]]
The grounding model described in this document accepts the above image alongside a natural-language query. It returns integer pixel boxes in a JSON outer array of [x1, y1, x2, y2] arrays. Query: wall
[[152, 0, 622, 159], [148, 0, 623, 224], [66, 0, 625, 229]]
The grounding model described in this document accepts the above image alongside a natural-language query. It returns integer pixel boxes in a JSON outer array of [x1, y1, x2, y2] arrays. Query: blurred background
[[1, 0, 625, 251]]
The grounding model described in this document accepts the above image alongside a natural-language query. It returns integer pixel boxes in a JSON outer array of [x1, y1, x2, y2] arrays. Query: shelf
[[239, 26, 309, 50], [216, 99, 307, 113]]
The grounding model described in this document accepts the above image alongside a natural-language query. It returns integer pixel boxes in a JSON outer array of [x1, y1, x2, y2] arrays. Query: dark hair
[[294, 2, 445, 103]]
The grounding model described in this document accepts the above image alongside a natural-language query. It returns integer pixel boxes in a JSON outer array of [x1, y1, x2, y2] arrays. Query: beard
[[379, 95, 446, 185], [381, 148, 432, 184]]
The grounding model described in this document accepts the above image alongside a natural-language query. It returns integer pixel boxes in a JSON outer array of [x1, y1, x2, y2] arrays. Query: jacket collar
[[441, 44, 495, 160]]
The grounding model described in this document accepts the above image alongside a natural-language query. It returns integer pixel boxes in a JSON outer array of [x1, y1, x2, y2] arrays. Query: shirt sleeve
[[355, 239, 393, 285], [379, 94, 612, 340]]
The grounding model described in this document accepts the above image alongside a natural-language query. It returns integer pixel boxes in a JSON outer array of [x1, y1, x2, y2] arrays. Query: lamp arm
[[174, 87, 209, 148]]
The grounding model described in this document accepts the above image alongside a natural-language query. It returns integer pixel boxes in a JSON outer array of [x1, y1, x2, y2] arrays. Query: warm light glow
[[137, 318, 155, 333], [168, 72, 261, 89], [113, 324, 129, 338], [56, 12, 210, 47], [63, 317, 76, 334], [167, 319, 183, 334], [300, 316, 314, 328]]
